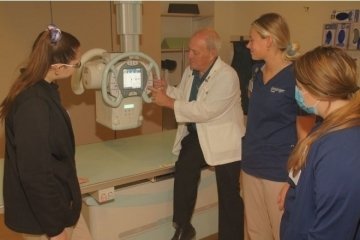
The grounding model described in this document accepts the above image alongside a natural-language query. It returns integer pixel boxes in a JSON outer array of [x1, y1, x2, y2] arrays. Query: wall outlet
[[90, 187, 115, 203]]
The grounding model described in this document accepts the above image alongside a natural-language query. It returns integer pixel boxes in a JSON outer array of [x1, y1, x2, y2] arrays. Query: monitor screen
[[123, 103, 135, 109], [123, 68, 142, 89]]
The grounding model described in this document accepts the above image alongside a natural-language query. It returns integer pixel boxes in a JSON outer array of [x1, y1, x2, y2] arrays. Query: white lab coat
[[167, 57, 245, 166]]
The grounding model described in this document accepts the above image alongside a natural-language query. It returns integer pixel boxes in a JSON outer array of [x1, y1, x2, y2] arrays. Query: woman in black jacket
[[0, 24, 91, 240]]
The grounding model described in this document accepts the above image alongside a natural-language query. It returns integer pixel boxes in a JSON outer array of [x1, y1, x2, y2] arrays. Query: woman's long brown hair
[[0, 27, 80, 120]]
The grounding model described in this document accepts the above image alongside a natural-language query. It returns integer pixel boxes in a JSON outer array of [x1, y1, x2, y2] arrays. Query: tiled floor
[[0, 214, 217, 240], [202, 234, 218, 240], [0, 214, 22, 240]]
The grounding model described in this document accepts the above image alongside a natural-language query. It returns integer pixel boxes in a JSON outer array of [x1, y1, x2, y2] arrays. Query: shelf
[[161, 48, 189, 53]]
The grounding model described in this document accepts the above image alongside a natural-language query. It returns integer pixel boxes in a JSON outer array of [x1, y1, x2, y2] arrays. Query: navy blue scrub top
[[280, 126, 360, 239], [242, 63, 298, 182]]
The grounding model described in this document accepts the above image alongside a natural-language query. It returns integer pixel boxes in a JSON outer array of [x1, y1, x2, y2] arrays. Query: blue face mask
[[295, 86, 318, 115]]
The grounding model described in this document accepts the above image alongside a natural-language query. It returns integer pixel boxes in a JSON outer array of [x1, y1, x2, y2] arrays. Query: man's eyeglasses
[[62, 62, 81, 69]]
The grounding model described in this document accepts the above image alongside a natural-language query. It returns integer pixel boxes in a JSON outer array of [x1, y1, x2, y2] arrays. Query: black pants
[[173, 132, 244, 240]]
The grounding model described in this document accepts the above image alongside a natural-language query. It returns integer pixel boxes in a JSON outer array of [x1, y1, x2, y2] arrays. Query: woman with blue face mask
[[280, 46, 360, 239], [294, 87, 320, 115]]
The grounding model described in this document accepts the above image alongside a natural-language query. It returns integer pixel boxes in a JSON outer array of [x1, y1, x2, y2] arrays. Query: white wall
[[0, 2, 163, 157], [1, 1, 359, 158], [214, 1, 360, 66]]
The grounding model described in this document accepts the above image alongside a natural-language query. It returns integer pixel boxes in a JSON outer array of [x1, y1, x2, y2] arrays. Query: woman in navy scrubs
[[280, 46, 360, 239], [241, 13, 315, 240]]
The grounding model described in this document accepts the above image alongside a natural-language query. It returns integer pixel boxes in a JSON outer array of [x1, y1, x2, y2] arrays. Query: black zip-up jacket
[[3, 80, 81, 237]]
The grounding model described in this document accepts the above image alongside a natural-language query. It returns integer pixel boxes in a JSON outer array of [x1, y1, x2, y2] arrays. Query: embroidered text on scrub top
[[270, 87, 286, 93]]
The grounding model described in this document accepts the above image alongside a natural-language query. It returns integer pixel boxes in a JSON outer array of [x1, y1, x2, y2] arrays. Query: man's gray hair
[[193, 28, 221, 54]]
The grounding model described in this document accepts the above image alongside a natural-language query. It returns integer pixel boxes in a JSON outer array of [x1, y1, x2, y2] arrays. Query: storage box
[[168, 3, 199, 14]]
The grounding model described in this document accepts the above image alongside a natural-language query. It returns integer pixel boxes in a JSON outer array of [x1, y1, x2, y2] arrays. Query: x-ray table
[[75, 130, 178, 195], [0, 130, 177, 208], [0, 130, 218, 240]]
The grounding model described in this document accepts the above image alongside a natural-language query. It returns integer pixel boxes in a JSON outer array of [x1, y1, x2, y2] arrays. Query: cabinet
[[161, 13, 214, 86], [160, 2, 214, 129]]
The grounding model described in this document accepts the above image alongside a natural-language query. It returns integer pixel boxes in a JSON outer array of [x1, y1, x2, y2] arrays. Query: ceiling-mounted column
[[115, 1, 142, 52]]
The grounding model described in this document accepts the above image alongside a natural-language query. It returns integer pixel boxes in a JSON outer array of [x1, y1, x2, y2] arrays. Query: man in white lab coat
[[150, 28, 245, 240]]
